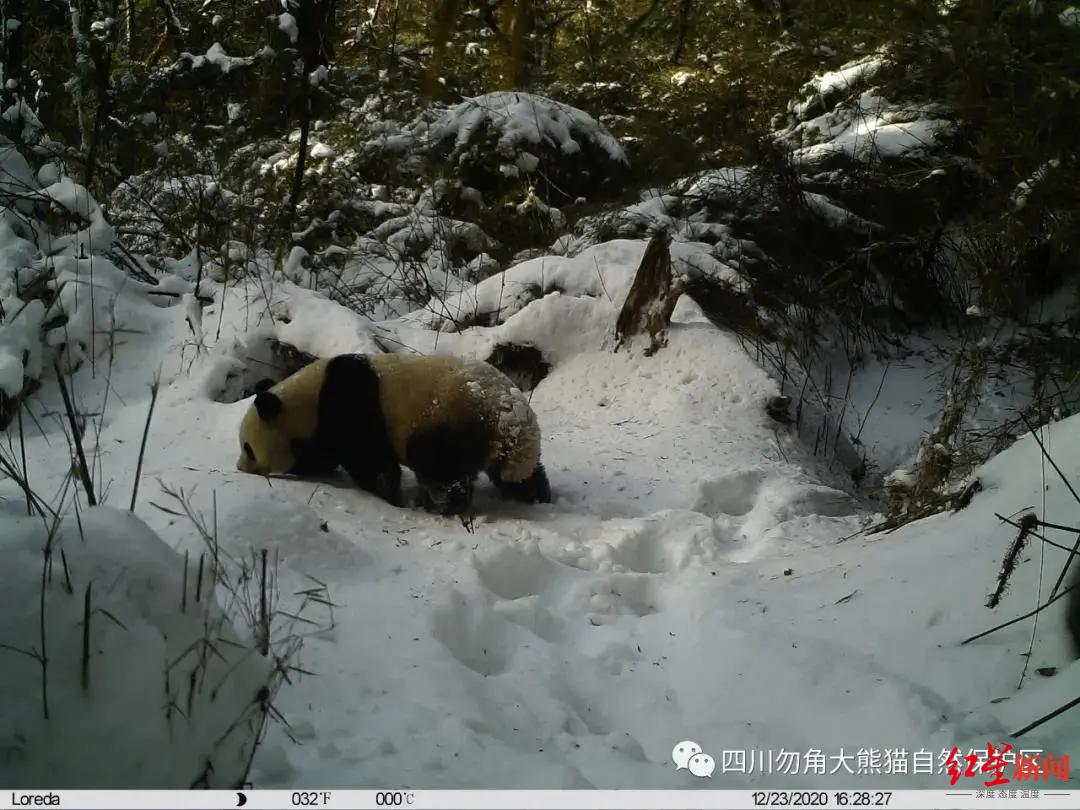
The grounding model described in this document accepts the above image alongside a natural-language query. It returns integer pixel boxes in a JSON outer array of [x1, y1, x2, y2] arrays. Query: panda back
[[368, 355, 477, 462], [368, 354, 539, 478]]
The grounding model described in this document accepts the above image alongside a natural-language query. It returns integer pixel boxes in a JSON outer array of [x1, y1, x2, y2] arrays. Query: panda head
[[236, 379, 298, 476]]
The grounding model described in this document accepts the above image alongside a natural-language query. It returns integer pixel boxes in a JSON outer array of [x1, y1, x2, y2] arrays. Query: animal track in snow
[[772, 483, 856, 520], [543, 573, 662, 628], [603, 520, 669, 574], [430, 590, 519, 676], [693, 469, 768, 517], [473, 541, 564, 600], [493, 595, 575, 645], [608, 573, 660, 618], [596, 512, 721, 574], [551, 678, 613, 736]]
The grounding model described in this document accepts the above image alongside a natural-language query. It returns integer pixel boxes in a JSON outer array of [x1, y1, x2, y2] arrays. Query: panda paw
[[416, 479, 474, 518]]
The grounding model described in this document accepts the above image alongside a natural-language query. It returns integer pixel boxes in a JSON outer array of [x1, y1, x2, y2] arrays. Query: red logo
[[948, 743, 1070, 786]]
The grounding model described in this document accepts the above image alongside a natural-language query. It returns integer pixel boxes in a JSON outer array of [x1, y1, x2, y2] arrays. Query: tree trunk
[[502, 0, 533, 89], [125, 0, 135, 50], [671, 0, 693, 64], [424, 0, 461, 98], [287, 85, 311, 227], [286, 0, 337, 232], [3, 0, 24, 87]]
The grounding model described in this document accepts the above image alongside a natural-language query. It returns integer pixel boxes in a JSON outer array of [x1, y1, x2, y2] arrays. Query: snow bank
[[776, 56, 954, 166], [0, 136, 192, 424], [0, 507, 272, 788]]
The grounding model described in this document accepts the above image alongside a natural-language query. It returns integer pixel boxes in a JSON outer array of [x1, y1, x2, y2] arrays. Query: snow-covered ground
[[3, 230, 1078, 789]]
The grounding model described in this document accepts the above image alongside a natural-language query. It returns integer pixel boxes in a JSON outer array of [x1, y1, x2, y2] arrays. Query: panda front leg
[[342, 459, 403, 508], [415, 474, 475, 517]]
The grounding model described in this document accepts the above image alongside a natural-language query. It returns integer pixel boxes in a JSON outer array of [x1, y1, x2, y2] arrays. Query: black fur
[[255, 390, 282, 420], [295, 354, 403, 506], [287, 437, 341, 476], [406, 422, 492, 516], [406, 423, 491, 484], [488, 463, 551, 504]]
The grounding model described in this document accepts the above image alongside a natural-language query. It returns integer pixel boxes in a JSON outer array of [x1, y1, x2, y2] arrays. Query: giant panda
[[235, 352, 551, 515]]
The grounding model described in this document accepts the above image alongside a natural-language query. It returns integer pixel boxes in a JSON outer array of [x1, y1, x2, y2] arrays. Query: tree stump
[[614, 230, 683, 355]]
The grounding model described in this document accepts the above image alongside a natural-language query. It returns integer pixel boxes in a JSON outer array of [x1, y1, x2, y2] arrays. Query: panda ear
[[253, 378, 275, 395], [254, 391, 283, 421]]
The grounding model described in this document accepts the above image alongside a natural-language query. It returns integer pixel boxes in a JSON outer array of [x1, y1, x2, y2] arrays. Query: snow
[[3, 100, 44, 143], [789, 56, 887, 119], [283, 245, 311, 286], [775, 55, 953, 166], [372, 92, 628, 167], [802, 191, 878, 233], [0, 136, 39, 198], [187, 43, 254, 75], [0, 153, 179, 404], [552, 169, 765, 266], [278, 13, 299, 44], [435, 92, 627, 163], [516, 151, 540, 173], [1011, 159, 1060, 210], [670, 70, 694, 87], [779, 92, 954, 165], [0, 507, 273, 788]]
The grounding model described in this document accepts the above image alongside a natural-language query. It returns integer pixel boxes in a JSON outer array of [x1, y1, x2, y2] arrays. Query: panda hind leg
[[489, 462, 551, 504], [406, 424, 487, 517]]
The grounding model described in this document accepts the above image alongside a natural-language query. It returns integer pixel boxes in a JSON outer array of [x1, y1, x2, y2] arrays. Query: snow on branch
[[132, 43, 257, 111]]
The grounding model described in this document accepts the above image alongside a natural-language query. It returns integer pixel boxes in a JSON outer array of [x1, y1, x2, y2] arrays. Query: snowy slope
[[1, 508, 273, 788], [2, 236, 1078, 791]]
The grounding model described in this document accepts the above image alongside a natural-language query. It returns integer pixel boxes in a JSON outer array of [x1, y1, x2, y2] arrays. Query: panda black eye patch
[[243, 442, 255, 461]]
